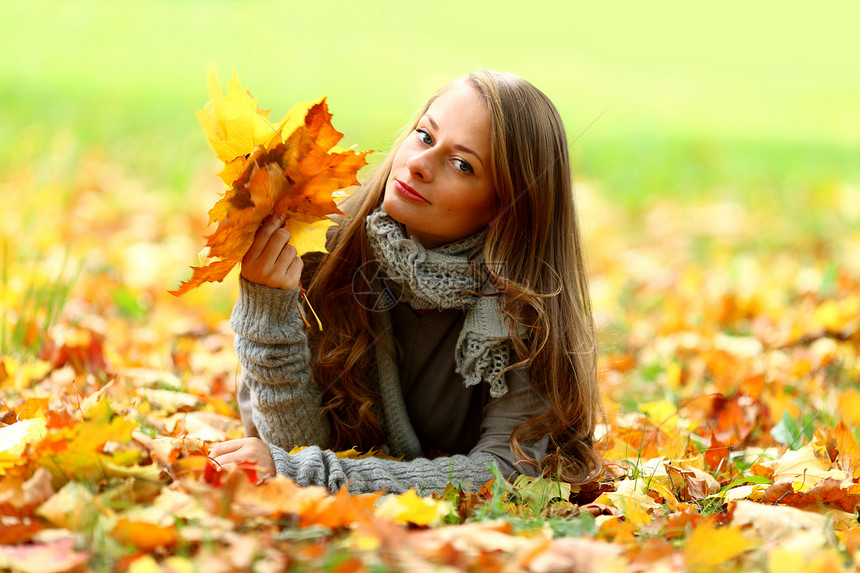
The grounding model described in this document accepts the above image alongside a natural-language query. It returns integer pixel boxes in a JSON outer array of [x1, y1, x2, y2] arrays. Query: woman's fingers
[[244, 213, 286, 263], [212, 452, 244, 467], [282, 258, 304, 291], [261, 228, 294, 268], [241, 212, 302, 290], [273, 243, 303, 289], [211, 439, 245, 456], [211, 438, 276, 480]]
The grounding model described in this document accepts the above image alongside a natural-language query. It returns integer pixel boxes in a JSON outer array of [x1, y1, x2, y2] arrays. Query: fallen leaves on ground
[[3, 85, 860, 571]]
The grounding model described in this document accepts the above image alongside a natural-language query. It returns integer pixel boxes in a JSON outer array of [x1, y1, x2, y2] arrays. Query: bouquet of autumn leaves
[[170, 68, 369, 296]]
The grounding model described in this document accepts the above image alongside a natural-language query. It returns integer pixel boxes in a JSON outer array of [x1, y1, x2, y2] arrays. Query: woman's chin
[[382, 193, 409, 225]]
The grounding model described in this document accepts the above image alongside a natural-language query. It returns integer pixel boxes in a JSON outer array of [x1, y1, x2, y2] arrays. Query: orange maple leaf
[[171, 69, 369, 296]]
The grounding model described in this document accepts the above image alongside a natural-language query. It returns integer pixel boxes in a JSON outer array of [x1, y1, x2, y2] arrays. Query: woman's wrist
[[231, 277, 305, 337]]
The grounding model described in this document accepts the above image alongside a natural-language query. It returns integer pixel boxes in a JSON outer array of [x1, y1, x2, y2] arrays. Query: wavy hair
[[305, 70, 603, 483]]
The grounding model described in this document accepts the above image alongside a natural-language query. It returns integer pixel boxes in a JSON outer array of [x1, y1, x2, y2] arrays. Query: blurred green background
[[2, 0, 858, 212]]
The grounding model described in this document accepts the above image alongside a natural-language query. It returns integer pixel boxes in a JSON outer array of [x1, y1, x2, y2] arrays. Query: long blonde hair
[[306, 70, 602, 483]]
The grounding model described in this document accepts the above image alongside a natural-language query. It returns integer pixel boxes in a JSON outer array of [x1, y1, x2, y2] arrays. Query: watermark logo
[[351, 261, 401, 311]]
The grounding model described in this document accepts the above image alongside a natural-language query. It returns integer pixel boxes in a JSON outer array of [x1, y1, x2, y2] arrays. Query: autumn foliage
[[170, 69, 369, 296], [2, 70, 860, 571]]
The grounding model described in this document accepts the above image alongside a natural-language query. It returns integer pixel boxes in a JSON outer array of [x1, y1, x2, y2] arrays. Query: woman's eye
[[454, 159, 474, 174], [415, 129, 432, 145]]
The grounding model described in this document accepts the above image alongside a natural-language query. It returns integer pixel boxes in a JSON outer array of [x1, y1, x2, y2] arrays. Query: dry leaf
[[376, 489, 452, 526], [683, 519, 755, 573], [760, 477, 860, 513], [731, 499, 828, 541], [0, 418, 47, 474]]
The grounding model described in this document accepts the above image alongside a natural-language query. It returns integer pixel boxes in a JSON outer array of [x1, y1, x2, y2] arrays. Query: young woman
[[211, 70, 603, 494]]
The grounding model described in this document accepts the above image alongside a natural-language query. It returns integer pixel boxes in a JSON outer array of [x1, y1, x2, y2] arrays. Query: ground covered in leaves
[[2, 149, 860, 572]]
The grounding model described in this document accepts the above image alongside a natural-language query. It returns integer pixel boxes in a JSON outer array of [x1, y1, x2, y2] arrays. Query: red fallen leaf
[[760, 477, 860, 512], [0, 520, 43, 545], [662, 509, 706, 539], [202, 457, 225, 487], [704, 432, 731, 472], [39, 327, 108, 375], [299, 486, 380, 529], [700, 392, 766, 444], [573, 480, 616, 505], [45, 410, 76, 431]]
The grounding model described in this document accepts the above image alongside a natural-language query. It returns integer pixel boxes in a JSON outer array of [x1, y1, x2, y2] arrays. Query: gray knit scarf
[[366, 205, 511, 398]]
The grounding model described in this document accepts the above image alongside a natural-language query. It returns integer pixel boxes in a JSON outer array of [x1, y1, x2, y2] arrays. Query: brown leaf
[[760, 477, 860, 512], [731, 499, 828, 541]]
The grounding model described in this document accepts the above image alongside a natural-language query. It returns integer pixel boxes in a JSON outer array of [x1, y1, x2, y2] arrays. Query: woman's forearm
[[269, 444, 499, 495], [231, 278, 332, 450]]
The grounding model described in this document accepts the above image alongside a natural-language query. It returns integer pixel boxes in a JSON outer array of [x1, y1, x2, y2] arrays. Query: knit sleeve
[[230, 278, 331, 451], [470, 368, 551, 480], [269, 444, 498, 495]]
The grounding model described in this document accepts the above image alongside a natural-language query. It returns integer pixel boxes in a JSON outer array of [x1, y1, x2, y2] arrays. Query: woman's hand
[[241, 213, 304, 291], [211, 438, 276, 480]]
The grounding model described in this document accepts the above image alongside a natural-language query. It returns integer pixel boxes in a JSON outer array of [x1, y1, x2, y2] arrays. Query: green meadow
[[3, 1, 858, 212]]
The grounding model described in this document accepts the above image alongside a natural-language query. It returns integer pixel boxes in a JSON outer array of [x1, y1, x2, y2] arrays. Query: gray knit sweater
[[232, 279, 549, 495]]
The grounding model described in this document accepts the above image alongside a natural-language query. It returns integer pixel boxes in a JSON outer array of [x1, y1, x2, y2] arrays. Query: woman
[[212, 70, 602, 494]]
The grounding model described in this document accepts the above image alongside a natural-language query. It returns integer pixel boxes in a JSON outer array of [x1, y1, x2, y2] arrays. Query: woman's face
[[383, 82, 496, 249]]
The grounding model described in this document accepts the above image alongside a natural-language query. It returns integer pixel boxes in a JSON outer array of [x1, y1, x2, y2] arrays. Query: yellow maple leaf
[[196, 68, 276, 163], [683, 519, 755, 573], [772, 444, 845, 487], [0, 418, 47, 475], [34, 398, 149, 486], [375, 489, 451, 526]]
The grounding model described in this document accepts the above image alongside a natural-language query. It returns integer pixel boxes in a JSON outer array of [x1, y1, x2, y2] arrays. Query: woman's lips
[[394, 179, 429, 203]]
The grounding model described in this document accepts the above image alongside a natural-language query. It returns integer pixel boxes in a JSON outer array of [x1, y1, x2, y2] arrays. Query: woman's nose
[[405, 149, 433, 181]]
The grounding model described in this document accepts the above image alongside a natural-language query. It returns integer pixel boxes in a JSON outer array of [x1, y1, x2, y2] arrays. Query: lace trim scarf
[[365, 205, 511, 397]]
